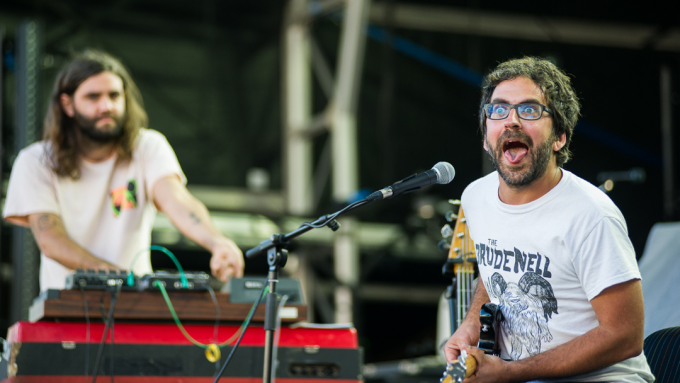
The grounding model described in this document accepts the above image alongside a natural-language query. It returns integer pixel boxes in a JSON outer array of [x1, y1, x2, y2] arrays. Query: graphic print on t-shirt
[[485, 270, 559, 360], [110, 180, 138, 217]]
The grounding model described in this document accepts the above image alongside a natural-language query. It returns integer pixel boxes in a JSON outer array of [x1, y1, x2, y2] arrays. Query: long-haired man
[[4, 50, 244, 290]]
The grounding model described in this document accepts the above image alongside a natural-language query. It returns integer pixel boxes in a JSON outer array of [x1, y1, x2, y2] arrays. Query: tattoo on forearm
[[37, 214, 58, 231], [189, 212, 201, 224]]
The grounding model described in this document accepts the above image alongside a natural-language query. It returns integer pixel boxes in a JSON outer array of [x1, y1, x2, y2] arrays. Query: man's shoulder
[[15, 141, 50, 165], [133, 128, 172, 152], [135, 128, 168, 145], [462, 172, 497, 200], [560, 170, 622, 218]]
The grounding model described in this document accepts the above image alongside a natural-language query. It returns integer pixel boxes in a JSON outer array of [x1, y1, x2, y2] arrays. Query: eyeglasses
[[483, 103, 553, 121]]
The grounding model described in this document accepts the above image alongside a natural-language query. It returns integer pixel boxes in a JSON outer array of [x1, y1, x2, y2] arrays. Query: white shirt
[[462, 170, 654, 383], [3, 129, 186, 290]]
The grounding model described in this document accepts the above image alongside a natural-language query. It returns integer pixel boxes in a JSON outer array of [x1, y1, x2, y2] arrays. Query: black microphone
[[367, 162, 455, 201], [596, 168, 646, 184]]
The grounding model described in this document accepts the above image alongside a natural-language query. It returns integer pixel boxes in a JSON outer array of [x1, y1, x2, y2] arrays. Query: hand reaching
[[209, 237, 245, 282]]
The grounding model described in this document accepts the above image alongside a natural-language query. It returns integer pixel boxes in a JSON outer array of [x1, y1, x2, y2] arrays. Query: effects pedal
[[139, 270, 210, 291], [65, 269, 140, 290]]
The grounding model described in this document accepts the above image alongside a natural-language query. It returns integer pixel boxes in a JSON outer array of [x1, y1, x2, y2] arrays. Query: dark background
[[1, 0, 679, 365]]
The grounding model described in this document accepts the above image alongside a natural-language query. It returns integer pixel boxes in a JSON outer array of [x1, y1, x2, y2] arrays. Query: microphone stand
[[243, 199, 370, 383]]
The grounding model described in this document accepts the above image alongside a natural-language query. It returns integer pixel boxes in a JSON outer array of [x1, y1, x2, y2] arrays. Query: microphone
[[596, 168, 646, 184], [367, 162, 455, 201]]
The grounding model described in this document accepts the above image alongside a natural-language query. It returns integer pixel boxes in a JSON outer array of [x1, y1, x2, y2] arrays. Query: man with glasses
[[444, 57, 653, 382]]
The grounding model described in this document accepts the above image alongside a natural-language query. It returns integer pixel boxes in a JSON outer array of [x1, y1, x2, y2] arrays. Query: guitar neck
[[446, 205, 477, 330]]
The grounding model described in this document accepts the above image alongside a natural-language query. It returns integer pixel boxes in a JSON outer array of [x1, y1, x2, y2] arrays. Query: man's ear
[[483, 136, 489, 152], [60, 94, 75, 117], [553, 133, 566, 151]]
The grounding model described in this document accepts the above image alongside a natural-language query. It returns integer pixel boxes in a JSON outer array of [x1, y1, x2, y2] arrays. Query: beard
[[74, 110, 125, 143], [486, 130, 554, 187]]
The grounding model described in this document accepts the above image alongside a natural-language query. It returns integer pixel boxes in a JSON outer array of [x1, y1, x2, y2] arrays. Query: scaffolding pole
[[282, 0, 370, 323]]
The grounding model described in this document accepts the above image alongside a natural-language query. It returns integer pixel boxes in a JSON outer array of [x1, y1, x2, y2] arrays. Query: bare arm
[[28, 213, 120, 271], [465, 279, 645, 383], [152, 176, 244, 282], [445, 278, 491, 362]]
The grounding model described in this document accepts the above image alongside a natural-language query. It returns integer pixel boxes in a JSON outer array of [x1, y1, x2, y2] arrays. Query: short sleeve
[[574, 216, 641, 300], [137, 129, 187, 197], [3, 146, 61, 226]]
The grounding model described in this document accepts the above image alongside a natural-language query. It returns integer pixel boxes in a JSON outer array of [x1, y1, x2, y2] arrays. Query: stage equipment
[[140, 270, 210, 291], [596, 167, 646, 193], [367, 162, 455, 201], [28, 288, 307, 323], [65, 269, 140, 290], [245, 162, 455, 383], [229, 277, 304, 305], [2, 321, 361, 382]]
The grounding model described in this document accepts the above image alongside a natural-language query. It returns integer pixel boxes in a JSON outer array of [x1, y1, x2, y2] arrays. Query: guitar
[[439, 349, 477, 383], [441, 204, 507, 364], [440, 303, 505, 383], [441, 200, 478, 331], [478, 302, 504, 357]]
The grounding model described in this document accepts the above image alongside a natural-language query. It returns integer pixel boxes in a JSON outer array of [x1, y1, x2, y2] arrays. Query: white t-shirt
[[461, 170, 654, 383], [3, 128, 186, 291]]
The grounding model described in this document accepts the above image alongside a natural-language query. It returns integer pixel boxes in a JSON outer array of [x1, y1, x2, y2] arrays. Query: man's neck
[[498, 163, 563, 205], [77, 133, 117, 163]]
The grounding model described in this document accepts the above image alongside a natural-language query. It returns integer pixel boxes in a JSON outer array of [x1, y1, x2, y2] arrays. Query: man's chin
[[95, 121, 118, 130], [79, 126, 124, 143], [497, 163, 534, 187]]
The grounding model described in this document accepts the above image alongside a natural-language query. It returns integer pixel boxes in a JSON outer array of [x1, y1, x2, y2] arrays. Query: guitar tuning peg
[[441, 224, 453, 238], [448, 199, 461, 206], [438, 239, 451, 252], [445, 211, 458, 222]]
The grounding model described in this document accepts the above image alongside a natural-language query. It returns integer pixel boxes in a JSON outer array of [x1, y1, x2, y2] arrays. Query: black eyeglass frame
[[483, 103, 554, 121]]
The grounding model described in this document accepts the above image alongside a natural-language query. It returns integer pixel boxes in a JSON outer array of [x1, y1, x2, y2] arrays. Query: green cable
[[154, 280, 268, 348], [127, 245, 188, 288]]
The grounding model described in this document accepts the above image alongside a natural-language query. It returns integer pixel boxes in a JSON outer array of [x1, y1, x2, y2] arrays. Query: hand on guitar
[[440, 349, 477, 383], [444, 319, 480, 363], [459, 344, 511, 383]]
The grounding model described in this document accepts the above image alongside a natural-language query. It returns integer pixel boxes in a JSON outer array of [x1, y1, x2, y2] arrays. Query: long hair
[[43, 49, 147, 179], [479, 57, 581, 167]]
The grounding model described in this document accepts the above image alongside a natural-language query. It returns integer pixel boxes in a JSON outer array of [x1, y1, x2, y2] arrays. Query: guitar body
[[440, 350, 477, 383], [478, 302, 504, 357]]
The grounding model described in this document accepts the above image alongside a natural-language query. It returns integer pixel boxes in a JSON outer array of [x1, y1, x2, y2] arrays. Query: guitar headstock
[[441, 200, 476, 272], [439, 199, 460, 252]]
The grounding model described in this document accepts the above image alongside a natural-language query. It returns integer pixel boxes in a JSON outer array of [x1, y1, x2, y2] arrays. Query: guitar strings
[[457, 216, 474, 330]]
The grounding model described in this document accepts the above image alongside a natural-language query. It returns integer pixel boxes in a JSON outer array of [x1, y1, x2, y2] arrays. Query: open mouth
[[502, 140, 529, 164]]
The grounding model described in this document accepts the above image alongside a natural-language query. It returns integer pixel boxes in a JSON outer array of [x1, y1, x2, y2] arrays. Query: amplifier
[[2, 321, 362, 383]]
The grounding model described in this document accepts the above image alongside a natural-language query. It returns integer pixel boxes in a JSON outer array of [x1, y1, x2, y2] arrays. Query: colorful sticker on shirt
[[110, 180, 138, 217]]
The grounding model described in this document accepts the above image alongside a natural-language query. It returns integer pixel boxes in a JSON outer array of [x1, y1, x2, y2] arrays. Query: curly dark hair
[[479, 57, 581, 167], [43, 49, 147, 179]]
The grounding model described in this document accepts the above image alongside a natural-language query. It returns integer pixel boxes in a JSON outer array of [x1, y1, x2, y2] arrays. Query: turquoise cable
[[155, 280, 268, 348], [127, 245, 188, 288]]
